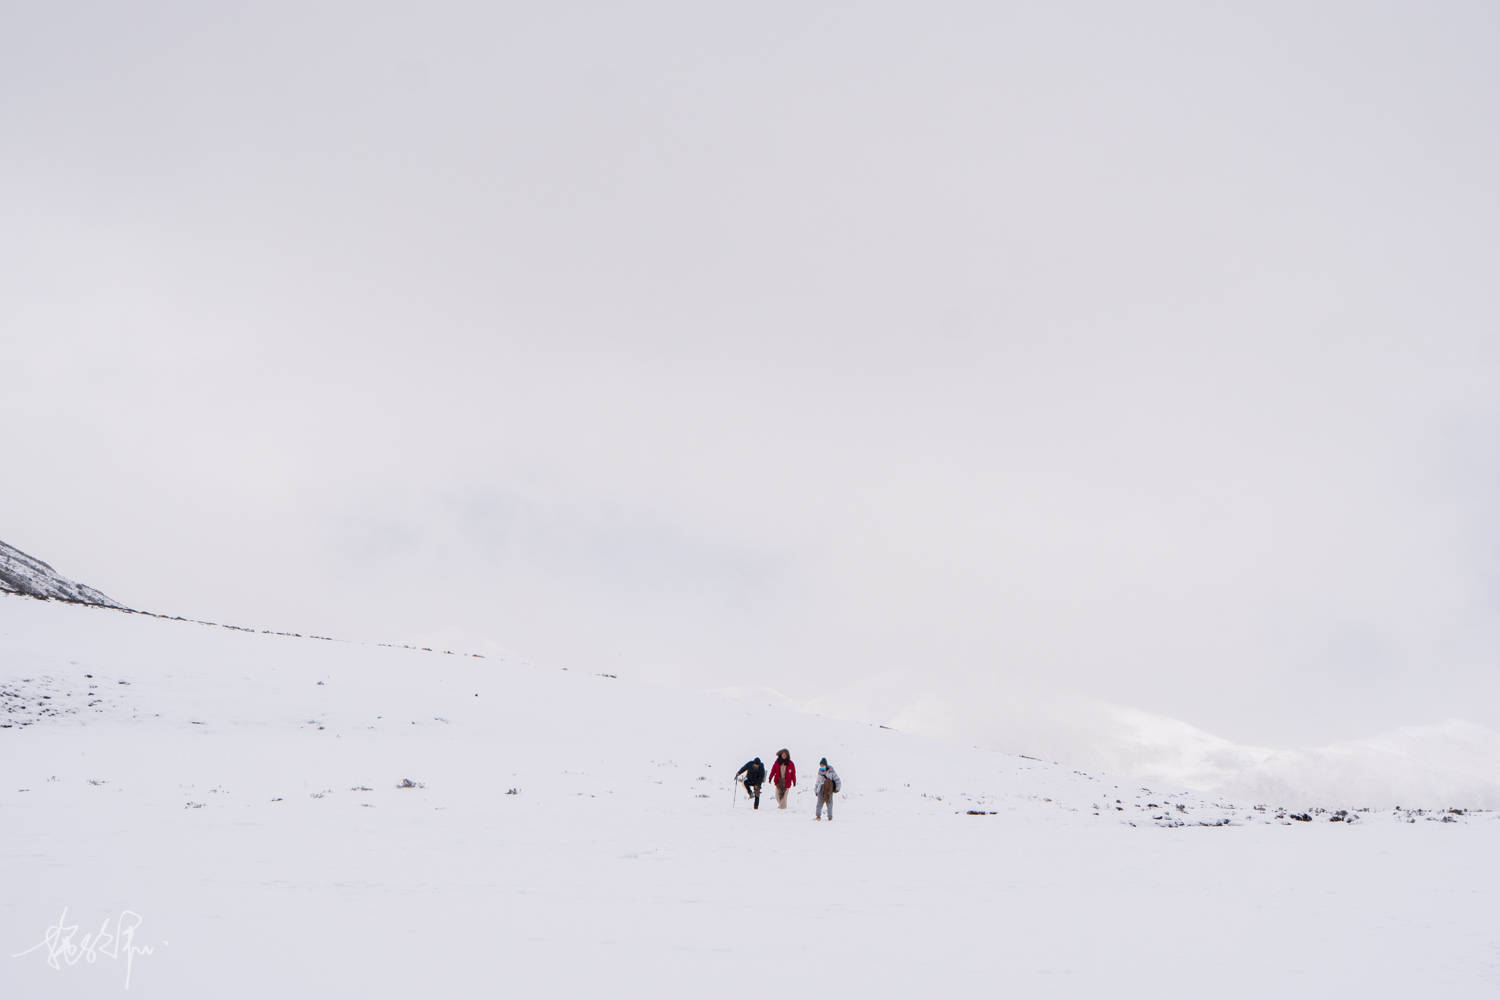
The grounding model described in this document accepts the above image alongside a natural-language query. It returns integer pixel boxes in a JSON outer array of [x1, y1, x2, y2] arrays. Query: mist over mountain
[[793, 671, 1500, 810], [0, 538, 125, 610]]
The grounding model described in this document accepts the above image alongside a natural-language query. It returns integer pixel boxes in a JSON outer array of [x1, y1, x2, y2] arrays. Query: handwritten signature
[[12, 907, 162, 990]]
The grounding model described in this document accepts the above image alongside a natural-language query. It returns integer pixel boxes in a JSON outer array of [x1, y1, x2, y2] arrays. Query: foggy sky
[[5, 2, 1500, 747]]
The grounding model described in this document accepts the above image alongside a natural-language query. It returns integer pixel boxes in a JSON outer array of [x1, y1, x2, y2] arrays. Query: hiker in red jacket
[[769, 748, 796, 809]]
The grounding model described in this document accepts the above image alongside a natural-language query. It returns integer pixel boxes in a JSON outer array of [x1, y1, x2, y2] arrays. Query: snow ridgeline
[[0, 537, 125, 609], [0, 535, 499, 660]]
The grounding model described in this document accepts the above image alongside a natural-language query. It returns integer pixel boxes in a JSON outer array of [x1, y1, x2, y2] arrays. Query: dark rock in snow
[[0, 539, 126, 609]]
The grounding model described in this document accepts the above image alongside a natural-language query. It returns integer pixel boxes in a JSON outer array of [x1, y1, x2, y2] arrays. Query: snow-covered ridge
[[0, 538, 125, 609]]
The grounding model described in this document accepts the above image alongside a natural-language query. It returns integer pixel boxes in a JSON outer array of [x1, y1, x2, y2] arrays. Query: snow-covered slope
[[0, 538, 125, 609], [4, 595, 1498, 997]]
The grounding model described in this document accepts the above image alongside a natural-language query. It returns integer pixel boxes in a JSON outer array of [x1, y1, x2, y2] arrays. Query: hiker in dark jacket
[[769, 748, 796, 809], [735, 757, 766, 808], [814, 757, 840, 821]]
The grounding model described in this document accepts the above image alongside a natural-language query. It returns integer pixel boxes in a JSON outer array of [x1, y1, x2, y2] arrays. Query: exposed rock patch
[[0, 539, 125, 609]]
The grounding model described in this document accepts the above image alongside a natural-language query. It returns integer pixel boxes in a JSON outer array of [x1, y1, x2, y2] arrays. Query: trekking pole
[[730, 778, 737, 808]]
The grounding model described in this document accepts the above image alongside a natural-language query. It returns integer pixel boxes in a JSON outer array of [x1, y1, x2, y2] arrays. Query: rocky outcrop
[[0, 539, 126, 609]]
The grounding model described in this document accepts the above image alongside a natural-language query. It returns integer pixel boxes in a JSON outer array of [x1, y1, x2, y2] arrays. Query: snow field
[[4, 598, 1498, 997]]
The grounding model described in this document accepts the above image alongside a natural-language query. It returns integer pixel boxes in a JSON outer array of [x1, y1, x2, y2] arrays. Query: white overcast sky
[[4, 2, 1499, 747]]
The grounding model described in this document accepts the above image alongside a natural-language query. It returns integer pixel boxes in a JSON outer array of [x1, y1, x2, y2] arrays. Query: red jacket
[[770, 758, 796, 788]]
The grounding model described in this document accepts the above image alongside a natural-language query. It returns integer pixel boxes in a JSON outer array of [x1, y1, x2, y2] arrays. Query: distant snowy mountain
[[1210, 718, 1500, 809], [798, 672, 1500, 810], [1011, 702, 1500, 810], [0, 538, 125, 609]]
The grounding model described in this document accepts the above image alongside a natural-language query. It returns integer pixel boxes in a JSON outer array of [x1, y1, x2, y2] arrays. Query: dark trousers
[[745, 782, 761, 808]]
